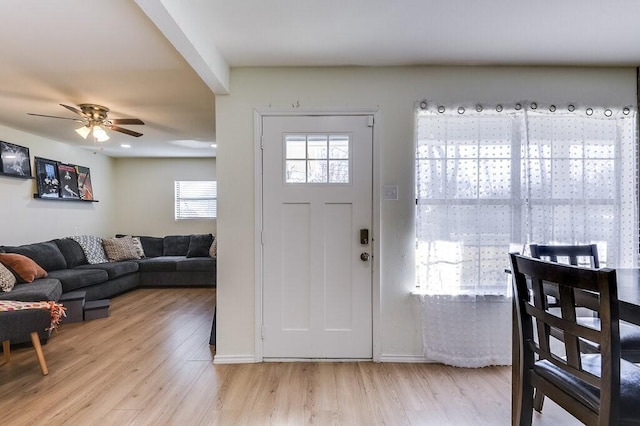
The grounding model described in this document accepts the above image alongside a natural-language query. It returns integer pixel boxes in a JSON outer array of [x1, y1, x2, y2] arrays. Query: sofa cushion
[[137, 256, 180, 273], [0, 253, 48, 283], [70, 235, 109, 264], [175, 257, 216, 272], [0, 278, 62, 302], [187, 234, 214, 258], [0, 262, 17, 292], [46, 268, 108, 292], [163, 235, 190, 256], [102, 237, 141, 262], [1, 241, 67, 272], [139, 236, 163, 258], [76, 261, 139, 280], [53, 238, 87, 268]]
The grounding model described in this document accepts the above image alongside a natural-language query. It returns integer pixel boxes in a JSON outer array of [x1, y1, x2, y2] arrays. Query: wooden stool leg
[[29, 332, 48, 376], [2, 340, 9, 363]]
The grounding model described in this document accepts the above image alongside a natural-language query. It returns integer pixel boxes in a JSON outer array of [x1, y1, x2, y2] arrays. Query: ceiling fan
[[28, 103, 144, 142]]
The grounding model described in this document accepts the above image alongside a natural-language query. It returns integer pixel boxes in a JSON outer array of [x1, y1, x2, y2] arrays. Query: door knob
[[360, 252, 370, 261]]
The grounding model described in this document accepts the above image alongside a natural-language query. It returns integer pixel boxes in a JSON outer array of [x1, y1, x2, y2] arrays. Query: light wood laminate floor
[[0, 288, 580, 425]]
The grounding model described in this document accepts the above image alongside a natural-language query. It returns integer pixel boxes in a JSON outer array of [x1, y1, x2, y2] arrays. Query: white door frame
[[254, 108, 381, 362]]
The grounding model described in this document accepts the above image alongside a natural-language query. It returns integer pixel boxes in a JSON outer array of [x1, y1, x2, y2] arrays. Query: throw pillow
[[0, 262, 16, 292], [70, 235, 109, 264], [0, 253, 48, 283], [209, 237, 217, 258], [102, 237, 142, 262], [187, 234, 214, 258], [139, 236, 163, 258], [117, 235, 146, 258]]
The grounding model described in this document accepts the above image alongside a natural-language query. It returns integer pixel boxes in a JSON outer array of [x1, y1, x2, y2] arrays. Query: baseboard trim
[[213, 354, 257, 364], [378, 354, 432, 363], [212, 354, 432, 364]]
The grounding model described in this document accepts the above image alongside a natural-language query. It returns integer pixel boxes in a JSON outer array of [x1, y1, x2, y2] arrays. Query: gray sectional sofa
[[0, 234, 216, 305]]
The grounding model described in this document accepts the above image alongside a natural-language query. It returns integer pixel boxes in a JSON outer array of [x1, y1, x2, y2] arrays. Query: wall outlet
[[383, 185, 398, 200]]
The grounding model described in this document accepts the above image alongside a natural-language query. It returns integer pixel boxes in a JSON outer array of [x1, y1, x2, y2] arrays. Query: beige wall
[[215, 65, 637, 361], [112, 157, 217, 237], [0, 125, 217, 245], [0, 124, 115, 245]]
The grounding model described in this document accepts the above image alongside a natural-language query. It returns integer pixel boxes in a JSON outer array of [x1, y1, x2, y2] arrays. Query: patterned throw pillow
[[70, 235, 109, 264], [209, 237, 217, 257], [129, 236, 146, 258], [102, 237, 141, 262], [0, 261, 16, 292], [0, 253, 48, 283]]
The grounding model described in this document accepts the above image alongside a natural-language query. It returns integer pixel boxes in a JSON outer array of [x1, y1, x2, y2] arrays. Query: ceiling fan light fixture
[[75, 125, 91, 139], [92, 125, 109, 142]]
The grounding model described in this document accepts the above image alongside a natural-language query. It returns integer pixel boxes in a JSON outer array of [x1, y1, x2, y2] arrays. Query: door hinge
[[260, 135, 264, 149], [261, 230, 264, 245], [261, 325, 265, 339], [367, 116, 374, 127]]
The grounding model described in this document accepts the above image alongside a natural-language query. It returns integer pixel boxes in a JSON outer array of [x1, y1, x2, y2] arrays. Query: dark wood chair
[[529, 243, 600, 268], [530, 243, 640, 363], [510, 253, 640, 425]]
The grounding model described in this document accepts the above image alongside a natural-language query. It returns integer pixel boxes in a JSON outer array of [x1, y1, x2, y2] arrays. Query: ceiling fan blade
[[110, 118, 145, 125], [60, 103, 85, 116], [110, 125, 143, 137], [27, 112, 85, 122]]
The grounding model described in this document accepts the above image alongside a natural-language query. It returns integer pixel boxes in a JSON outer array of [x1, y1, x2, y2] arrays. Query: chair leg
[[2, 340, 9, 363], [29, 332, 48, 376], [533, 390, 544, 412], [518, 378, 535, 426]]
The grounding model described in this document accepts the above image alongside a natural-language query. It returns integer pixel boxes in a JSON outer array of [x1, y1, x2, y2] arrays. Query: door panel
[[262, 115, 373, 359]]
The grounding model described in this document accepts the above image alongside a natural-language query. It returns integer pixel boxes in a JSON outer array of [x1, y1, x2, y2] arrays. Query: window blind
[[174, 181, 217, 219]]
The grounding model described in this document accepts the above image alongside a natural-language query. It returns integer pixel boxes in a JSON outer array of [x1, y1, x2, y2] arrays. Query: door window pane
[[285, 134, 350, 184]]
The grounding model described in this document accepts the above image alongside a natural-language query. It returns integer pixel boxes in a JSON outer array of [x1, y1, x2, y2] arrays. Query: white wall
[[215, 66, 637, 361], [0, 124, 115, 245], [112, 157, 217, 237]]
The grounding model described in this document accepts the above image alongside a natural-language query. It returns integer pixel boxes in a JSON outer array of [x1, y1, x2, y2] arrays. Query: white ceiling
[[1, 0, 639, 158]]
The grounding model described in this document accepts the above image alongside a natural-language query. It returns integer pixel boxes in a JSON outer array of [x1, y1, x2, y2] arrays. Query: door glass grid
[[285, 134, 350, 183]]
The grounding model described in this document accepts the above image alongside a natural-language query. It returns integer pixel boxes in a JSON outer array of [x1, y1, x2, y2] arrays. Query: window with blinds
[[174, 181, 217, 220]]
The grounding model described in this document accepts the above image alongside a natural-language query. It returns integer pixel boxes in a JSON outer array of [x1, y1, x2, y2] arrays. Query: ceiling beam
[[135, 0, 230, 95]]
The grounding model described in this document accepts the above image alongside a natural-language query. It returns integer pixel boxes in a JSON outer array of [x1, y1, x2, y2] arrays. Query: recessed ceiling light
[[120, 144, 131, 148], [210, 143, 217, 148]]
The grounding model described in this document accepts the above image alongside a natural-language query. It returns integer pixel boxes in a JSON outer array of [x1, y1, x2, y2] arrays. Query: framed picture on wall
[[58, 163, 80, 199], [75, 165, 93, 200], [0, 141, 31, 177], [35, 157, 61, 198]]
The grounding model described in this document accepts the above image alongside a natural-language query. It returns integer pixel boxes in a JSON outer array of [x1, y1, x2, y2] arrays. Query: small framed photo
[[0, 141, 31, 177], [35, 157, 61, 198], [58, 163, 80, 199], [75, 165, 94, 200]]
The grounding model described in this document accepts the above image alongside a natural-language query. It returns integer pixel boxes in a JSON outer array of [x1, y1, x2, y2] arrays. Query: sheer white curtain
[[415, 102, 638, 367]]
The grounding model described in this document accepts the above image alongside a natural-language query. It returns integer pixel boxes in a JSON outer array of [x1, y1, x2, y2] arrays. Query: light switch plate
[[383, 185, 398, 200]]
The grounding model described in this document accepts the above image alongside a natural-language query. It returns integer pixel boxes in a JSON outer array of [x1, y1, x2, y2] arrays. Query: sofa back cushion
[[0, 241, 67, 271], [53, 238, 88, 268], [139, 236, 163, 258], [163, 235, 190, 256]]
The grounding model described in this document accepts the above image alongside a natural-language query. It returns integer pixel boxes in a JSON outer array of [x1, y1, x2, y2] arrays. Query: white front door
[[261, 114, 373, 359]]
